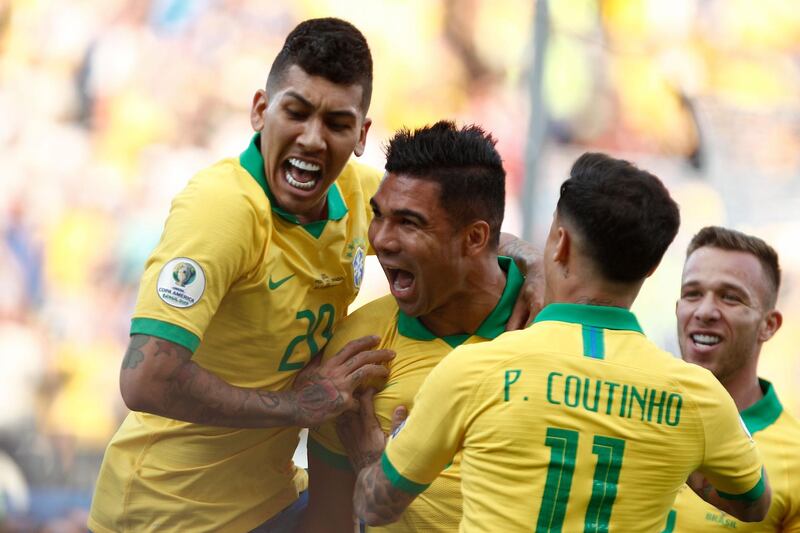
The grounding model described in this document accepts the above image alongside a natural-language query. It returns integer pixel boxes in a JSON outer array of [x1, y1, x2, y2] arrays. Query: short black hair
[[687, 226, 781, 307], [267, 17, 373, 112], [557, 152, 680, 282], [384, 121, 506, 248]]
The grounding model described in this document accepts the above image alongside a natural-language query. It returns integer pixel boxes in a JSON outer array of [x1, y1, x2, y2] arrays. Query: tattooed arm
[[354, 459, 416, 526], [119, 334, 393, 428], [338, 389, 414, 526], [498, 232, 545, 330], [687, 470, 772, 522]]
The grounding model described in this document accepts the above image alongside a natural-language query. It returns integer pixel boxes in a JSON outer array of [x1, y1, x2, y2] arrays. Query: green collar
[[397, 256, 523, 349], [534, 303, 643, 333], [239, 133, 348, 237], [741, 379, 783, 434]]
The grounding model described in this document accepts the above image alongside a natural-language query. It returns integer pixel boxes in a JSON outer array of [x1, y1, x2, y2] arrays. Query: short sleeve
[[131, 168, 262, 352], [695, 377, 765, 501], [382, 346, 475, 494]]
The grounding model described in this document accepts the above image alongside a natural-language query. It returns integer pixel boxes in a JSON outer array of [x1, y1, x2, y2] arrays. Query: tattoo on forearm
[[355, 462, 414, 525], [122, 335, 149, 369]]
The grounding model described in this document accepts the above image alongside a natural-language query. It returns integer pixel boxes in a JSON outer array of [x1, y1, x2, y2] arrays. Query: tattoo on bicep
[[122, 335, 149, 369]]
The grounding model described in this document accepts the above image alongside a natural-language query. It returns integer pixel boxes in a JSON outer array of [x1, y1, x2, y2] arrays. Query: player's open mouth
[[691, 333, 721, 347], [387, 268, 415, 297], [283, 157, 321, 191]]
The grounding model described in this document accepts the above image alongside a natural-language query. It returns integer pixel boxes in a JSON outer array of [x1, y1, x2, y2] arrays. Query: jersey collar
[[533, 303, 643, 333], [397, 256, 523, 348], [239, 133, 348, 234], [741, 379, 783, 434]]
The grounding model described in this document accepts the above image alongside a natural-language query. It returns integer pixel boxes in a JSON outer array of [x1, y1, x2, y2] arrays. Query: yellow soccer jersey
[[384, 303, 765, 533], [668, 379, 800, 532], [310, 257, 523, 532], [89, 134, 381, 533]]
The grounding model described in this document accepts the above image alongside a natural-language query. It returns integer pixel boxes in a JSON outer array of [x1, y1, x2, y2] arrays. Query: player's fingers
[[390, 405, 408, 434], [506, 296, 530, 331], [349, 363, 390, 389], [328, 335, 381, 366], [359, 388, 377, 420], [346, 349, 395, 373]]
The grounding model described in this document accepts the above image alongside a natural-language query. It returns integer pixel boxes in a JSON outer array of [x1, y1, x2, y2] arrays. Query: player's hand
[[499, 233, 545, 330], [686, 470, 713, 499], [507, 257, 545, 330], [336, 388, 388, 471], [290, 336, 394, 428]]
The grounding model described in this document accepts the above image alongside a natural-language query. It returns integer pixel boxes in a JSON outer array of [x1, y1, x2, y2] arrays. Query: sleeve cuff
[[307, 436, 353, 471], [381, 452, 430, 495], [130, 317, 201, 352], [717, 467, 766, 502]]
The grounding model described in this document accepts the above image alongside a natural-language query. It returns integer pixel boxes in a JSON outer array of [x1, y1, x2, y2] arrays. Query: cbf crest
[[345, 237, 367, 289]]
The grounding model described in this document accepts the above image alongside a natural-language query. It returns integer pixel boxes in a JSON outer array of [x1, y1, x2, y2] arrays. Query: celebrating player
[[350, 153, 771, 531], [301, 121, 519, 532], [88, 18, 392, 532], [88, 17, 542, 532], [668, 226, 799, 532]]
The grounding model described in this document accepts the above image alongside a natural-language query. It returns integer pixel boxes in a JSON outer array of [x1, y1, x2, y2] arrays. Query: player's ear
[[553, 226, 570, 266], [250, 89, 268, 132], [462, 220, 491, 257], [758, 309, 782, 343], [354, 117, 372, 157]]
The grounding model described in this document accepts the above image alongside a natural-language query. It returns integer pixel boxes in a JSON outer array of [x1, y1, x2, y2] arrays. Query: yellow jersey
[[384, 303, 765, 532], [310, 257, 523, 532], [668, 379, 800, 532], [89, 134, 381, 533]]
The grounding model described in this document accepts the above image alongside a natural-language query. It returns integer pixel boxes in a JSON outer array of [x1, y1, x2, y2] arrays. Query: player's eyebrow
[[391, 207, 428, 225], [284, 90, 358, 120]]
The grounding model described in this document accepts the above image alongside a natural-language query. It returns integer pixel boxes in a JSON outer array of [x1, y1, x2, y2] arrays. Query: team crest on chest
[[346, 237, 367, 289], [157, 257, 206, 308]]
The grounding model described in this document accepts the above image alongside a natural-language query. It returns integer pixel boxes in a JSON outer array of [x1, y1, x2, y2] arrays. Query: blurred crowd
[[0, 0, 798, 528]]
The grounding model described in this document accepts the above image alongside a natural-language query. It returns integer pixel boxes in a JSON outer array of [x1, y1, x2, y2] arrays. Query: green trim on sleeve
[[534, 303, 643, 333], [130, 317, 201, 352], [381, 452, 430, 495], [717, 468, 766, 502], [239, 133, 348, 238], [740, 379, 783, 435], [307, 436, 353, 471]]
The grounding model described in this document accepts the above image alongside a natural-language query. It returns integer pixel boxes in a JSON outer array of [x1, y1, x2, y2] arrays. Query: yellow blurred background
[[0, 0, 798, 527]]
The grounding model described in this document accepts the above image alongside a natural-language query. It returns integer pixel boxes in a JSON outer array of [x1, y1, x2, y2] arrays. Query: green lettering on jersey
[[278, 304, 335, 371], [504, 369, 522, 401]]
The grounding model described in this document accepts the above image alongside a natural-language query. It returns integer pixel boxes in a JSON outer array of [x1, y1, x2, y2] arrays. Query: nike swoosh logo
[[268, 273, 295, 290]]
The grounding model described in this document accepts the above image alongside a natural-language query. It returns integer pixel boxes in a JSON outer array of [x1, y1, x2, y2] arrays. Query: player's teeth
[[692, 334, 720, 345], [285, 169, 316, 190], [288, 158, 320, 172]]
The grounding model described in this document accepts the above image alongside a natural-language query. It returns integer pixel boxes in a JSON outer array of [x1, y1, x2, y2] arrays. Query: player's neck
[[723, 367, 764, 412], [419, 256, 506, 337], [551, 261, 643, 310]]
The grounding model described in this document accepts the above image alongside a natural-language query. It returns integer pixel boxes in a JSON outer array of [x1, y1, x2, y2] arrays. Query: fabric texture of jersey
[[383, 303, 765, 533], [669, 379, 800, 532], [89, 134, 381, 533], [310, 257, 523, 532]]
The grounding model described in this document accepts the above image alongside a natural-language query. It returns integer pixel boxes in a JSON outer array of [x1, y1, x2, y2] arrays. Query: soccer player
[[350, 153, 772, 531], [668, 226, 800, 532], [301, 121, 519, 532], [88, 18, 541, 532], [87, 18, 392, 532]]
